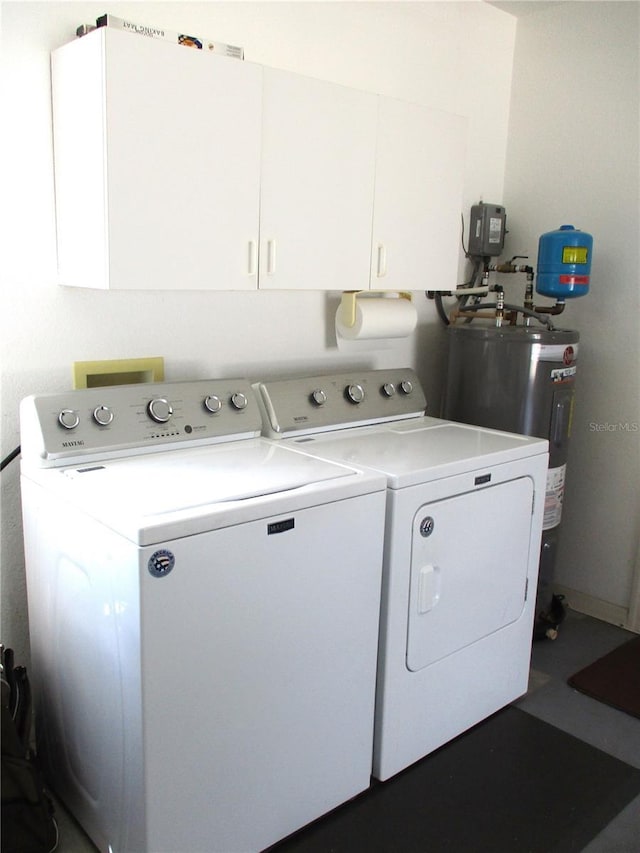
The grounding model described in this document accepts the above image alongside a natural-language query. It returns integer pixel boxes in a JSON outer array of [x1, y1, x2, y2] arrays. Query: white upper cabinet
[[51, 29, 467, 291], [371, 98, 467, 293], [52, 28, 263, 290], [259, 68, 377, 291]]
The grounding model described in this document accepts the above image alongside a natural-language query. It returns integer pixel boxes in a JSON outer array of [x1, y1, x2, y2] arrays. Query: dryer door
[[406, 476, 534, 672]]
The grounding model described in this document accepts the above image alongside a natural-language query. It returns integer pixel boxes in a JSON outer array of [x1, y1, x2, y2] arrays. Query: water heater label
[[535, 343, 580, 363], [551, 366, 577, 383], [543, 465, 566, 530]]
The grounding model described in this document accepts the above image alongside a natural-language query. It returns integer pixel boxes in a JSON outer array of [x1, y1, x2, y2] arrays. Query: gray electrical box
[[468, 203, 507, 257]]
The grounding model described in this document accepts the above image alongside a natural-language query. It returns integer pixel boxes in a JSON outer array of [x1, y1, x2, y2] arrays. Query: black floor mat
[[568, 635, 640, 718], [270, 706, 640, 853]]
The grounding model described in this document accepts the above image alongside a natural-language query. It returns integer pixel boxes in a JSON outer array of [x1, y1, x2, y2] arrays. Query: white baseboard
[[553, 584, 636, 632]]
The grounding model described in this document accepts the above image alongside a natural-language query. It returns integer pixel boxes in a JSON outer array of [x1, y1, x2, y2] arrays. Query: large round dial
[[204, 395, 222, 414], [147, 397, 173, 423], [93, 405, 114, 426], [230, 392, 248, 411], [58, 409, 79, 430], [345, 384, 365, 404], [310, 389, 327, 407]]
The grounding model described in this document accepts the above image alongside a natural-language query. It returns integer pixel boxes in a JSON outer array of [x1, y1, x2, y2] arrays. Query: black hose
[[434, 292, 450, 325], [1, 446, 21, 471]]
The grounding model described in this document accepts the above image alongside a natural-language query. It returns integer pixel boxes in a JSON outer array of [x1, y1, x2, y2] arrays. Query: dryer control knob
[[204, 395, 222, 414], [93, 405, 114, 426], [346, 384, 365, 404], [399, 380, 414, 395], [58, 409, 80, 430], [310, 389, 327, 406], [230, 392, 248, 411], [147, 397, 173, 423], [382, 383, 396, 397]]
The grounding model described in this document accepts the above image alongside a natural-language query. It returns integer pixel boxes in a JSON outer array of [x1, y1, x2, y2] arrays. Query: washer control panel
[[20, 378, 261, 466], [255, 368, 426, 437]]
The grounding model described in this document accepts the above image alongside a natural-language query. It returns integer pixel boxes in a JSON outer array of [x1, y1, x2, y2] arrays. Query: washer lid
[[46, 438, 381, 543], [61, 439, 354, 510], [288, 418, 548, 488]]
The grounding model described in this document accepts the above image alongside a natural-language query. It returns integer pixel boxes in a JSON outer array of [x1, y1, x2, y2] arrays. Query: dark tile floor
[[516, 611, 640, 852], [53, 610, 640, 852]]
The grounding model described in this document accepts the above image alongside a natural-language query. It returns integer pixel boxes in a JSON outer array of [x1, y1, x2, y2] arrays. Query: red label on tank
[[563, 346, 575, 365], [559, 275, 589, 285]]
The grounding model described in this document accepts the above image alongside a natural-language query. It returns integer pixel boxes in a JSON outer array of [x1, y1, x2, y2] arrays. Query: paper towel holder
[[339, 291, 413, 329]]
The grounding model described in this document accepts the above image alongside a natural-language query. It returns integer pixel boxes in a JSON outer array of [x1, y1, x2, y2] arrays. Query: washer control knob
[[147, 397, 172, 423], [58, 409, 80, 430], [382, 383, 396, 397], [230, 392, 248, 411], [93, 405, 114, 426], [311, 389, 327, 407], [346, 384, 365, 404], [204, 395, 222, 414], [399, 380, 414, 395]]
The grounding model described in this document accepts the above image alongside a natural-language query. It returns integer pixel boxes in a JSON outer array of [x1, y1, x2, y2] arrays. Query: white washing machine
[[19, 378, 387, 853], [255, 368, 549, 782]]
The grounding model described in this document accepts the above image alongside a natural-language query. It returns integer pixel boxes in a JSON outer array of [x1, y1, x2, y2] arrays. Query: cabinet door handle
[[247, 241, 257, 276], [266, 239, 277, 275], [376, 243, 387, 278]]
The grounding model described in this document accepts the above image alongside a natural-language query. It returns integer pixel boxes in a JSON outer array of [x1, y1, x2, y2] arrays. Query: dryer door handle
[[418, 564, 440, 613]]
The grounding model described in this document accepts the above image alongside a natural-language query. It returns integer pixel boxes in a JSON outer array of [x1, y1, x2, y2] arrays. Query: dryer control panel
[[255, 368, 426, 437], [20, 378, 261, 466]]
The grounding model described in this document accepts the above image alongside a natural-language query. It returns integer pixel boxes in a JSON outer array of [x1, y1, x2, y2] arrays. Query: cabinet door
[[53, 29, 262, 290], [372, 98, 466, 292], [259, 68, 377, 291]]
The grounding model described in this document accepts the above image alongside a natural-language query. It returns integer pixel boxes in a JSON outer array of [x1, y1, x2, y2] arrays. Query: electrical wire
[[1, 446, 21, 471], [460, 212, 469, 257]]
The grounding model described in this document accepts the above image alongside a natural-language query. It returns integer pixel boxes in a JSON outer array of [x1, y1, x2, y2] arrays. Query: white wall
[[502, 1, 640, 624], [0, 1, 516, 663]]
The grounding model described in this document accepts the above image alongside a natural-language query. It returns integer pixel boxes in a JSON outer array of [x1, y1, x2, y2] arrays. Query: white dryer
[[19, 378, 387, 853], [255, 368, 549, 782]]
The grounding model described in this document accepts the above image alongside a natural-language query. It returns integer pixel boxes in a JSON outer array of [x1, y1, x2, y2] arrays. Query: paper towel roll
[[336, 296, 417, 341]]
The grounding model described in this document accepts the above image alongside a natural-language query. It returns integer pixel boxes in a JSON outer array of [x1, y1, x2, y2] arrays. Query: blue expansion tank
[[536, 224, 593, 299]]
